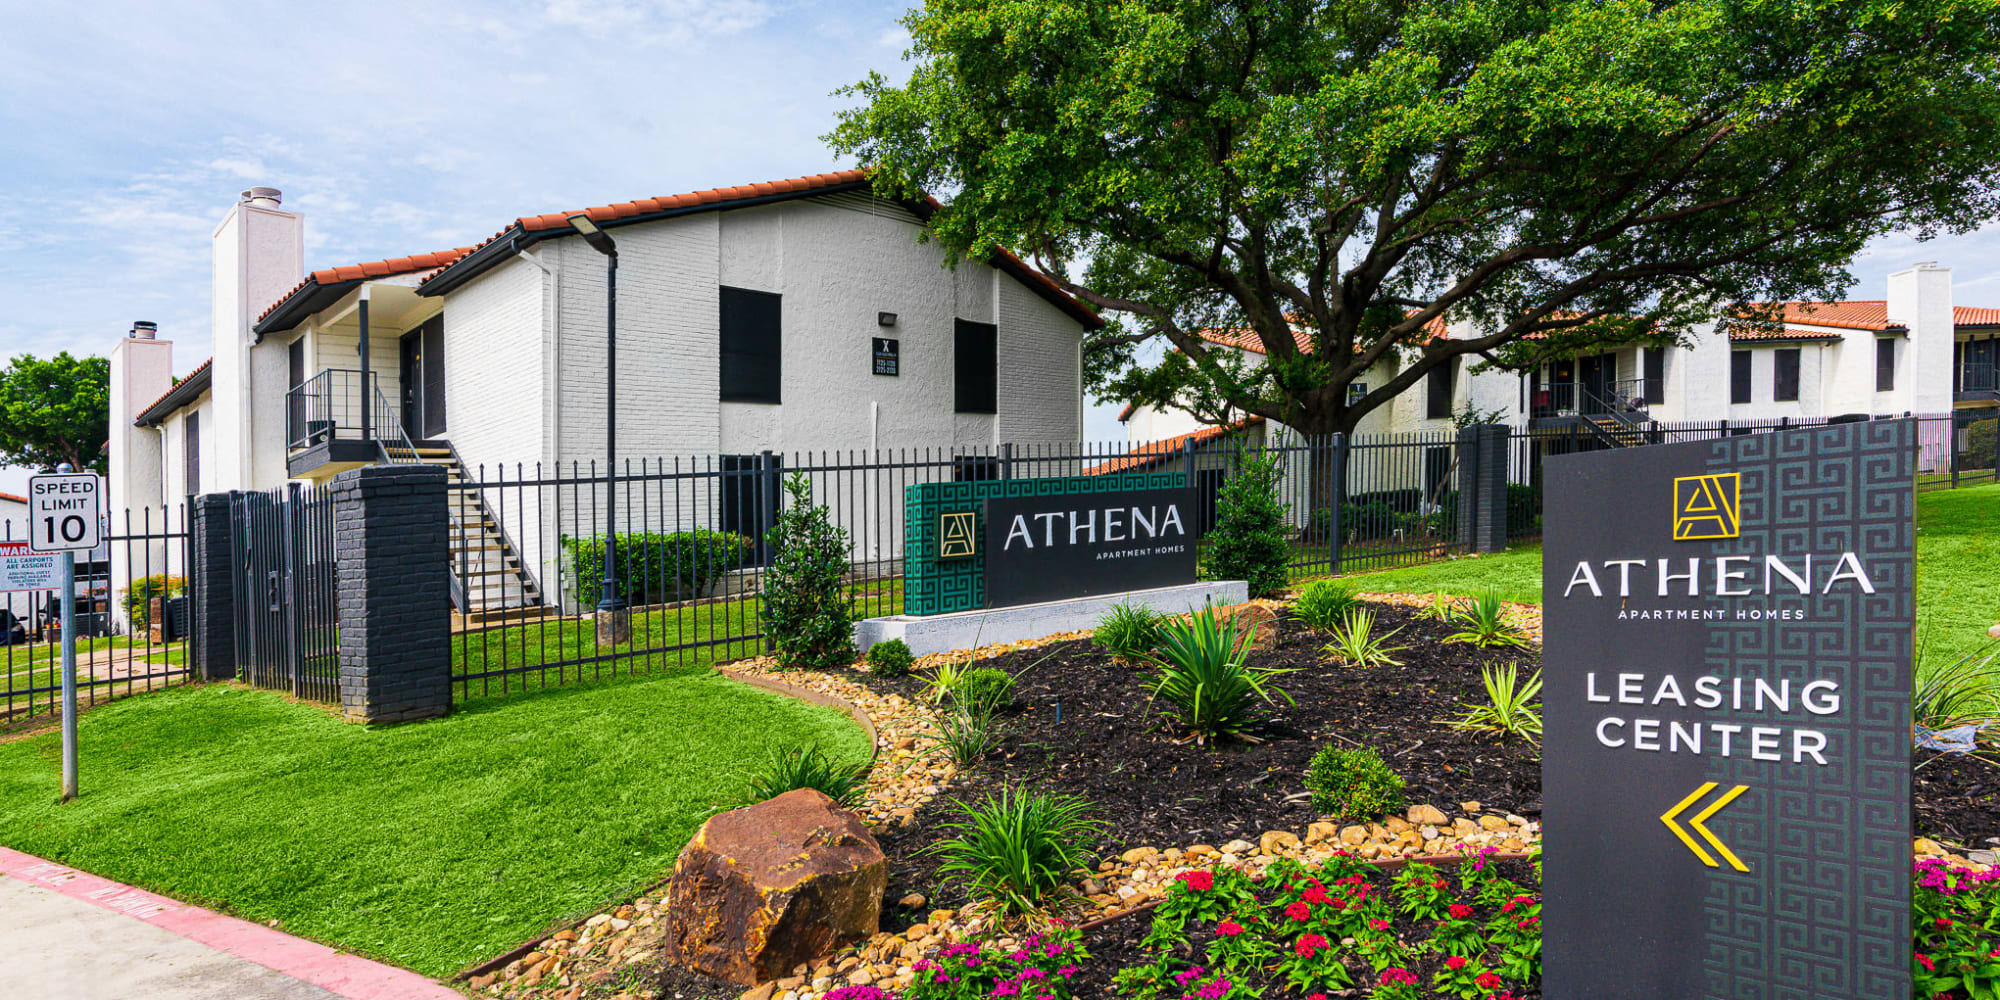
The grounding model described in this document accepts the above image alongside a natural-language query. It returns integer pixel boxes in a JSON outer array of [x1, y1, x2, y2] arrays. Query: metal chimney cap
[[240, 186, 283, 205], [130, 321, 157, 339]]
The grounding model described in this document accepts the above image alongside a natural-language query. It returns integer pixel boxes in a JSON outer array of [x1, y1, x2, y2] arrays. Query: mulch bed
[[1915, 751, 2000, 849], [856, 601, 1546, 918]]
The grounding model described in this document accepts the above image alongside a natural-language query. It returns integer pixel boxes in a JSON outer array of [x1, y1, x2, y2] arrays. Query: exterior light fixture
[[567, 213, 617, 257], [878, 312, 897, 327], [566, 211, 627, 634]]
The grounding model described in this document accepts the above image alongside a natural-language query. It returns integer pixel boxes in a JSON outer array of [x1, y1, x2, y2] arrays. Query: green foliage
[[561, 530, 752, 606], [120, 574, 184, 633], [1912, 858, 2000, 999], [928, 787, 1103, 917], [953, 666, 1016, 713], [1304, 744, 1407, 820], [1198, 455, 1291, 598], [1292, 578, 1360, 630], [0, 352, 109, 474], [1444, 663, 1545, 743], [1320, 607, 1407, 668], [735, 744, 871, 809], [903, 928, 1089, 1000], [1913, 642, 1999, 739], [865, 638, 915, 678], [1093, 601, 1164, 661], [921, 657, 969, 704], [1142, 607, 1295, 743], [830, 0, 2000, 438], [1446, 589, 1530, 648], [923, 700, 1001, 770], [1418, 591, 1458, 622], [1966, 419, 1998, 470], [759, 474, 854, 670]]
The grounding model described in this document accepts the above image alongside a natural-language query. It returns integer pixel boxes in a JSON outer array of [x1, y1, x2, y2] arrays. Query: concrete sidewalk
[[0, 847, 463, 1000]]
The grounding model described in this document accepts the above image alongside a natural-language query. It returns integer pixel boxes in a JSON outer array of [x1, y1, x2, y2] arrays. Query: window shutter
[[185, 410, 200, 495], [719, 287, 783, 404], [422, 316, 447, 437], [1643, 347, 1666, 405], [954, 319, 998, 414], [1425, 359, 1456, 419], [1774, 348, 1801, 402], [1876, 338, 1895, 393], [1730, 352, 1752, 404]]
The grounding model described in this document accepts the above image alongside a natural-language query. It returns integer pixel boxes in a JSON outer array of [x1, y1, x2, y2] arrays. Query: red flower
[[1369, 918, 1391, 931], [1286, 902, 1312, 922], [1916, 953, 1936, 971], [1475, 972, 1506, 990], [1448, 903, 1475, 920], [1379, 968, 1419, 986], [1217, 919, 1244, 937], [1308, 995, 1327, 1000], [1176, 870, 1214, 892], [1433, 879, 1448, 889], [1302, 885, 1332, 905], [1445, 956, 1468, 970], [1295, 933, 1329, 958], [1935, 917, 1953, 928]]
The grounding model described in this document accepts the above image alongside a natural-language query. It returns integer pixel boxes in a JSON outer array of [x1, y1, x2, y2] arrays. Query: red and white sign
[[0, 541, 62, 593]]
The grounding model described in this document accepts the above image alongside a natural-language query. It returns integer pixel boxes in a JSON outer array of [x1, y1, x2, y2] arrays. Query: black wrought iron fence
[[0, 504, 193, 728], [228, 484, 338, 701]]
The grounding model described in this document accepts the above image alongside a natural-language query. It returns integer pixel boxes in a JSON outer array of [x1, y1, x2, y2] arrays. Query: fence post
[[186, 492, 237, 681], [1455, 425, 1509, 555], [1327, 434, 1346, 576], [1001, 442, 1014, 481], [329, 465, 451, 724]]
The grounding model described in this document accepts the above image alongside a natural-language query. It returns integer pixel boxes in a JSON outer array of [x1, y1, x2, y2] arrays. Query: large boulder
[[662, 788, 887, 986]]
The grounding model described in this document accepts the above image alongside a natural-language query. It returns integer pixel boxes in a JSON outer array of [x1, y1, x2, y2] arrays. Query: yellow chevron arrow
[[1661, 782, 1751, 872]]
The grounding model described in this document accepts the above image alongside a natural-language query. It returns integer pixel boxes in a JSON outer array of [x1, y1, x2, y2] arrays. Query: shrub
[[1443, 663, 1544, 743], [1417, 590, 1457, 622], [866, 638, 915, 678], [1199, 454, 1291, 598], [953, 667, 1016, 713], [1093, 601, 1163, 661], [121, 574, 184, 633], [1304, 744, 1407, 820], [560, 530, 751, 606], [1914, 642, 1999, 736], [1321, 607, 1407, 668], [1446, 588, 1529, 648], [735, 744, 870, 809], [1292, 579, 1361, 630], [924, 700, 1001, 769], [1966, 418, 1998, 470], [1143, 607, 1295, 743], [760, 473, 854, 670], [928, 787, 1103, 916]]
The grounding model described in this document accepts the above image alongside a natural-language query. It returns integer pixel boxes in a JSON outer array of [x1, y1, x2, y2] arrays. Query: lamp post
[[567, 213, 630, 644]]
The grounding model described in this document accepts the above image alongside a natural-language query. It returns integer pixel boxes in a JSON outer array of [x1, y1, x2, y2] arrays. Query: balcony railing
[[1960, 362, 1998, 398], [285, 369, 422, 464], [1531, 378, 1656, 419]]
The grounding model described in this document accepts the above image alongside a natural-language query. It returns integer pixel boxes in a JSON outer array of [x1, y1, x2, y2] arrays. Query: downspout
[[514, 240, 561, 468]]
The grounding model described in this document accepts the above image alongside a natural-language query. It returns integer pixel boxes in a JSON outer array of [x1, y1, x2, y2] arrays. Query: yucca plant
[[1292, 578, 1362, 630], [1320, 607, 1407, 668], [1446, 588, 1529, 648], [922, 657, 972, 704], [735, 744, 872, 808], [1142, 608, 1295, 743], [1093, 601, 1164, 661], [1418, 590, 1457, 622], [927, 787, 1104, 916], [1914, 642, 2000, 741], [923, 700, 1002, 769], [1443, 663, 1545, 743]]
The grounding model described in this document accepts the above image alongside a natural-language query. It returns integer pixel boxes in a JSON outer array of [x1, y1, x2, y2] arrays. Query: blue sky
[[2, 0, 1997, 496]]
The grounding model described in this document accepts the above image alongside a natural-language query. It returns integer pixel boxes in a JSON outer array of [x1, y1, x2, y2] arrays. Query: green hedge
[[560, 530, 753, 606]]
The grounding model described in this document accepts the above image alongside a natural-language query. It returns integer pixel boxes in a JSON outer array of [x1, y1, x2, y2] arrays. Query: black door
[[421, 317, 446, 437], [399, 332, 422, 434], [1551, 359, 1575, 413], [1578, 355, 1610, 414]]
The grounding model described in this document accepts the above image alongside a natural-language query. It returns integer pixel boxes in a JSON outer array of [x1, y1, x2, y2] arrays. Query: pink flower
[[1216, 919, 1244, 937], [1286, 901, 1312, 922], [1369, 918, 1391, 931], [1475, 972, 1505, 990], [1176, 870, 1214, 892], [1916, 953, 1936, 971], [1448, 903, 1475, 920], [1294, 933, 1329, 958], [1446, 955, 1468, 970], [1302, 885, 1332, 905], [1379, 968, 1419, 986]]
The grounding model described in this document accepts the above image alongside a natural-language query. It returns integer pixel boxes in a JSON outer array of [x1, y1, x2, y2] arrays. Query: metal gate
[[229, 484, 338, 700]]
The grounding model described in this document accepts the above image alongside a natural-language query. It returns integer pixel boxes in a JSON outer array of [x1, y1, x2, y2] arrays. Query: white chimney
[[1887, 262, 1953, 413], [210, 185, 303, 490], [109, 321, 175, 514]]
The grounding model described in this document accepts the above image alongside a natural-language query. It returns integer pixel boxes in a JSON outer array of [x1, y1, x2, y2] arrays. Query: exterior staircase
[[416, 444, 548, 627], [1583, 413, 1653, 448]]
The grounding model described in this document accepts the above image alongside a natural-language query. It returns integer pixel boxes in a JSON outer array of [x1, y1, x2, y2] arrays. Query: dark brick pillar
[[330, 465, 451, 723], [187, 492, 237, 681], [1455, 425, 1510, 555]]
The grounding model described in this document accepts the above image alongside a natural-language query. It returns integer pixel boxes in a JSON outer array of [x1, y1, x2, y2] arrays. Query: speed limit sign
[[28, 473, 102, 553]]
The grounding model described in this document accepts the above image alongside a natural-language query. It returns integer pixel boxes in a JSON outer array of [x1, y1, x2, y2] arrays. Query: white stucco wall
[[108, 333, 174, 513], [209, 198, 304, 492]]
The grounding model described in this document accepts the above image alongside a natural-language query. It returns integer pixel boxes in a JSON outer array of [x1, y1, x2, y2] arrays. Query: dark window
[[1730, 352, 1753, 404], [1643, 347, 1666, 405], [952, 456, 1001, 482], [1425, 358, 1457, 419], [720, 287, 782, 404], [1773, 348, 1801, 402], [422, 316, 447, 437], [288, 337, 305, 390], [1195, 467, 1226, 534], [184, 410, 200, 494], [1876, 338, 1896, 392], [954, 319, 998, 414]]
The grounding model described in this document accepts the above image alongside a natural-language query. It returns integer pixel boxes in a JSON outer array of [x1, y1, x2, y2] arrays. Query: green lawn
[[0, 674, 870, 977], [1333, 484, 2000, 674]]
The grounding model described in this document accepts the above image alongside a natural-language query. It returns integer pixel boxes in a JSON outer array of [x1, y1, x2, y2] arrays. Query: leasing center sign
[[1543, 422, 1913, 1000]]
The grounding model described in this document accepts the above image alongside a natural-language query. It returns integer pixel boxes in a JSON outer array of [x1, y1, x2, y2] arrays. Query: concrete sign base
[[854, 580, 1248, 657]]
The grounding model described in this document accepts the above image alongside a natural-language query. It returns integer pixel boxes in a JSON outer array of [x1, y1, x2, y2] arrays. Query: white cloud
[[538, 0, 774, 43]]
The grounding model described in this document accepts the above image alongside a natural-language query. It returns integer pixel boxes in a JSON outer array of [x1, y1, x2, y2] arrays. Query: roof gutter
[[253, 278, 360, 340], [134, 364, 213, 427]]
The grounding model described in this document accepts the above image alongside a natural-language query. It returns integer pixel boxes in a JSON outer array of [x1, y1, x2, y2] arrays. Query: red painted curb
[[0, 846, 462, 1000]]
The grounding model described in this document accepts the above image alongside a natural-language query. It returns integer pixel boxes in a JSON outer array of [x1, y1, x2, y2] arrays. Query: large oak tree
[[0, 353, 109, 475], [830, 0, 2000, 436]]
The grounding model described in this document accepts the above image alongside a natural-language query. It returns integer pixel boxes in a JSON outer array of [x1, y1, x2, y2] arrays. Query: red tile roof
[[1959, 306, 2000, 326], [1083, 418, 1264, 476], [1116, 402, 1137, 422], [0, 492, 25, 505], [257, 248, 477, 324], [1726, 300, 2000, 333]]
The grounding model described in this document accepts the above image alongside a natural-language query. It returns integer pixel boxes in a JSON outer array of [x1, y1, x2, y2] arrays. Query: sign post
[[1542, 422, 1914, 998], [29, 471, 102, 804]]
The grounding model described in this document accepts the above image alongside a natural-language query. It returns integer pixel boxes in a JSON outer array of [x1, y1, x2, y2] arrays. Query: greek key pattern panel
[[1697, 421, 1913, 999], [903, 472, 1185, 615]]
